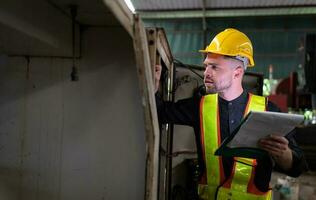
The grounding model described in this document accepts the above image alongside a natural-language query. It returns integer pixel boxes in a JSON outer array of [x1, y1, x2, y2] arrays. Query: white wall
[[0, 27, 146, 200]]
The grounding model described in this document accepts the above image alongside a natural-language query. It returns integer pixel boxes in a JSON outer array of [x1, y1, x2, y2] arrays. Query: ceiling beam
[[0, 0, 78, 56], [201, 0, 207, 46], [139, 7, 316, 19], [102, 0, 134, 37]]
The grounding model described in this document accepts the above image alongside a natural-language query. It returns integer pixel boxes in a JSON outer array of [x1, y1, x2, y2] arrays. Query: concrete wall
[[0, 27, 146, 200]]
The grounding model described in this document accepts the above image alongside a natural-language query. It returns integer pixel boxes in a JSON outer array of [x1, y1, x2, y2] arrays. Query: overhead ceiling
[[0, 0, 120, 56], [132, 0, 316, 11], [45, 0, 120, 26], [132, 0, 316, 19]]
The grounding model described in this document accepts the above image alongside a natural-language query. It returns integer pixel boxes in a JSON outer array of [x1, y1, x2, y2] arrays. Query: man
[[155, 28, 308, 200]]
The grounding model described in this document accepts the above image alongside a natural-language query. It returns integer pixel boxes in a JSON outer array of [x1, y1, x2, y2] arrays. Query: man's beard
[[205, 86, 217, 94], [204, 79, 232, 94]]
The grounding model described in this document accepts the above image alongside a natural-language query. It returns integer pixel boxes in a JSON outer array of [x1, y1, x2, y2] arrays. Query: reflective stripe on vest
[[198, 93, 271, 200]]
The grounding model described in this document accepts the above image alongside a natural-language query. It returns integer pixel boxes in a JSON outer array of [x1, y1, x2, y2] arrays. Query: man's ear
[[234, 66, 244, 79]]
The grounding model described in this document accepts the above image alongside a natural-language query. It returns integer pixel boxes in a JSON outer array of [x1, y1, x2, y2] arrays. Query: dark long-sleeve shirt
[[156, 90, 308, 192]]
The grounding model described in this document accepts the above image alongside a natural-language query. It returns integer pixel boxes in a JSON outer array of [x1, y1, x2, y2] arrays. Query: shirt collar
[[219, 91, 248, 105]]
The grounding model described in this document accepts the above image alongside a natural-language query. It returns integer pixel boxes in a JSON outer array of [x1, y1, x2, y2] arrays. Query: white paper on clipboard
[[227, 111, 304, 148]]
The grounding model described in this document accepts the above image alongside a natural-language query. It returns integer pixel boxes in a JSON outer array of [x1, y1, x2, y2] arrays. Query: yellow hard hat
[[199, 28, 255, 67]]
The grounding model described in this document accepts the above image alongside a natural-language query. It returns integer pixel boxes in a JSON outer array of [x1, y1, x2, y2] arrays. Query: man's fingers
[[258, 139, 287, 150], [259, 136, 293, 170], [261, 146, 280, 155], [268, 135, 289, 145], [258, 141, 282, 156], [155, 64, 162, 73], [154, 65, 162, 92]]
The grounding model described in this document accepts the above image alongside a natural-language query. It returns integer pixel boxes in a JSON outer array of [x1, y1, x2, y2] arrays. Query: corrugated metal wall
[[144, 15, 316, 79]]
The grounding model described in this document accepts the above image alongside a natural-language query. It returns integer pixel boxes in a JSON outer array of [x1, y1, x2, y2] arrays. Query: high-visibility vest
[[198, 93, 272, 200]]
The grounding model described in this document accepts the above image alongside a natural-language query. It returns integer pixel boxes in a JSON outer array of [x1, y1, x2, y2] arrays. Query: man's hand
[[258, 135, 293, 171], [154, 64, 162, 93]]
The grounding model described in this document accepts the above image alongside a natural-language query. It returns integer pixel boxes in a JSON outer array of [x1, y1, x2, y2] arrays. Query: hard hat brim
[[199, 49, 255, 67]]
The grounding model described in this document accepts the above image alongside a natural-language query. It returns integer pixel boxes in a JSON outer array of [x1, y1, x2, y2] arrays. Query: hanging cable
[[173, 59, 204, 80], [25, 56, 30, 80], [70, 5, 79, 81]]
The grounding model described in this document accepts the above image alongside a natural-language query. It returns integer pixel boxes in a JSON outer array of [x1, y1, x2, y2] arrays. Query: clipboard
[[214, 111, 304, 159]]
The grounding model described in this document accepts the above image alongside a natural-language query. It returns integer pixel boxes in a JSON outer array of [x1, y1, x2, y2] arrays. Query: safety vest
[[198, 93, 272, 200]]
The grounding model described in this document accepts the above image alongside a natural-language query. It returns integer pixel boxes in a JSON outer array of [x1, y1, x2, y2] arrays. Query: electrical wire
[[173, 59, 204, 80]]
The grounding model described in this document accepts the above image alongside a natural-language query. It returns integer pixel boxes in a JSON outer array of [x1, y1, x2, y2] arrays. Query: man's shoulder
[[247, 93, 281, 112], [266, 100, 281, 112]]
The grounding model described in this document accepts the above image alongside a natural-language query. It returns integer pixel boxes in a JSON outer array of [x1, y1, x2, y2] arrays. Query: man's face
[[203, 53, 238, 94]]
